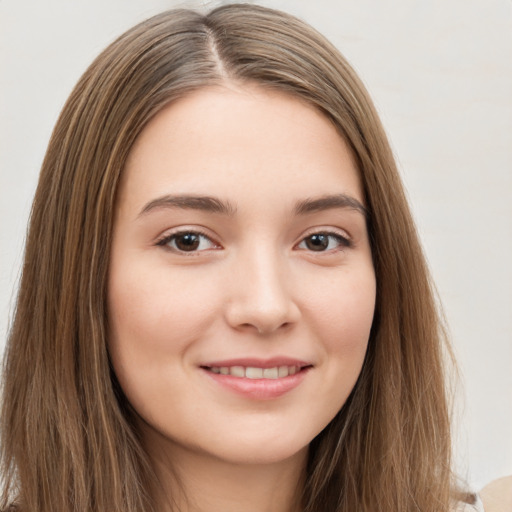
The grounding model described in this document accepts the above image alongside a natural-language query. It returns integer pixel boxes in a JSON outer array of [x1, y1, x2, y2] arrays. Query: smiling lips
[[207, 365, 302, 379], [201, 359, 312, 399]]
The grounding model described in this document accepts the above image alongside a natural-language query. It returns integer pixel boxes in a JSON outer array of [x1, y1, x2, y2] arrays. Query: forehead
[[119, 84, 363, 215]]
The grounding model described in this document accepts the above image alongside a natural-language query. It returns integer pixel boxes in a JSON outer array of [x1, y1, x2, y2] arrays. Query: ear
[[480, 476, 512, 512]]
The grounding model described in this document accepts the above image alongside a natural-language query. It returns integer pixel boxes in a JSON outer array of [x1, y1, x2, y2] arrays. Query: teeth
[[263, 367, 279, 379], [230, 366, 245, 378], [207, 365, 301, 379], [278, 366, 289, 377], [246, 367, 263, 379]]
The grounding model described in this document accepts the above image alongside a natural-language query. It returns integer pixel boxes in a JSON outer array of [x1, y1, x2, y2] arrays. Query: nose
[[224, 248, 301, 335]]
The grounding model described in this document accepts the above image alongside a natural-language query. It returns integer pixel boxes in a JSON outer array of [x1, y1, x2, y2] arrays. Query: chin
[[201, 438, 310, 467]]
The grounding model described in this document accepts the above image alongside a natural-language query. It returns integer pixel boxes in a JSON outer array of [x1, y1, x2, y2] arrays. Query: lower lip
[[202, 368, 311, 400]]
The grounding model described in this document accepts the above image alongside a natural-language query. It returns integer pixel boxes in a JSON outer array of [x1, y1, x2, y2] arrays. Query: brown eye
[[305, 234, 329, 251], [157, 231, 218, 253], [298, 232, 351, 252], [174, 233, 200, 251]]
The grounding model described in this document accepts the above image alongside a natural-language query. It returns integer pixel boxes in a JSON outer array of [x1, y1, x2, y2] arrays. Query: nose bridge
[[226, 240, 299, 333]]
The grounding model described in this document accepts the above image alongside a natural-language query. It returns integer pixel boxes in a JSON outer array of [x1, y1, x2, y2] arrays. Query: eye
[[156, 231, 219, 253], [297, 232, 351, 252]]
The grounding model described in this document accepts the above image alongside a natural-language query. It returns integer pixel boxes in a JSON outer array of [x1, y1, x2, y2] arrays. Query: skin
[[480, 476, 512, 512], [108, 84, 376, 512]]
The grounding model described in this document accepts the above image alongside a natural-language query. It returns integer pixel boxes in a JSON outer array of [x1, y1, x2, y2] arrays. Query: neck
[[144, 432, 307, 512]]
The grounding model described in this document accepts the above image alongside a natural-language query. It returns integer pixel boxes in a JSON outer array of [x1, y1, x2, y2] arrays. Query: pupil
[[306, 234, 328, 251], [176, 233, 200, 251]]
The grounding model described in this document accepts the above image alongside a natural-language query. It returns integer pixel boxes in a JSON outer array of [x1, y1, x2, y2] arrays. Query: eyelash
[[156, 229, 218, 254], [155, 229, 352, 254], [296, 231, 352, 252]]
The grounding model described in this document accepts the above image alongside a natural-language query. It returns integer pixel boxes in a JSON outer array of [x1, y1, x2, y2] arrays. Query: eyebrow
[[138, 193, 367, 218], [139, 194, 237, 217], [294, 194, 368, 217]]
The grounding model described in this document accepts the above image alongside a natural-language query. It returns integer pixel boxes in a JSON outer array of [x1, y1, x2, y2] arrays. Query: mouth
[[199, 359, 313, 399], [201, 364, 309, 379]]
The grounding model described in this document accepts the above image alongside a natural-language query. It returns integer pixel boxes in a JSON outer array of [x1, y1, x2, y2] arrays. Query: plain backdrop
[[1, 0, 511, 490]]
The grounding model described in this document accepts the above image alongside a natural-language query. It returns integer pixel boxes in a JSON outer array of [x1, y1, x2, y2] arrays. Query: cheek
[[304, 266, 376, 353], [300, 265, 375, 412], [106, 260, 220, 398], [108, 260, 217, 348]]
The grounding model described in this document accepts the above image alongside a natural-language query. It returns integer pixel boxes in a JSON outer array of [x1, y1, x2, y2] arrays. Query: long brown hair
[[1, 4, 460, 511]]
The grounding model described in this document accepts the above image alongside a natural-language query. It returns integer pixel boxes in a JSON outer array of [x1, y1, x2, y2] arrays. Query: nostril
[[251, 320, 293, 335]]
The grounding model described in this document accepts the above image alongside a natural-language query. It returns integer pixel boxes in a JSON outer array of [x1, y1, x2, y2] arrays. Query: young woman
[[0, 4, 500, 512]]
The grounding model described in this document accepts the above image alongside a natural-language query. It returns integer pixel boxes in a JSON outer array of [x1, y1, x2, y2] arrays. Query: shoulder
[[480, 476, 512, 512]]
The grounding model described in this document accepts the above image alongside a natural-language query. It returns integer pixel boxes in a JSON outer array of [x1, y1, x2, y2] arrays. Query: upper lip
[[200, 357, 313, 369]]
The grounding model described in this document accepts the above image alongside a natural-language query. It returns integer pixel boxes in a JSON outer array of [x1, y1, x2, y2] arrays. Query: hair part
[[2, 4, 460, 511]]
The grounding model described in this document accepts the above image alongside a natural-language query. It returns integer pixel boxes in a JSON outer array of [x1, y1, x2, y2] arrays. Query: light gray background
[[1, 0, 511, 490]]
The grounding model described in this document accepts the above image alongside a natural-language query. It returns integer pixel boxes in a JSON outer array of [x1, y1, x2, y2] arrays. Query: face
[[108, 85, 376, 466]]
